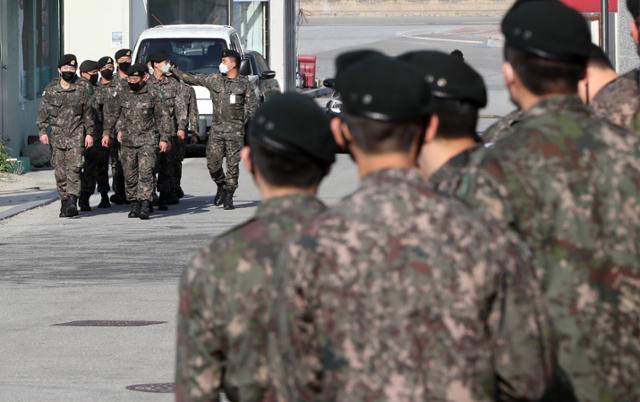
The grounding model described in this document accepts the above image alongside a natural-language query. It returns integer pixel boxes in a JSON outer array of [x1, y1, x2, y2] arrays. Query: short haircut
[[588, 44, 614, 70], [340, 113, 426, 154], [434, 99, 480, 140], [627, 0, 639, 20], [505, 45, 586, 96], [250, 139, 330, 188], [224, 54, 241, 69]]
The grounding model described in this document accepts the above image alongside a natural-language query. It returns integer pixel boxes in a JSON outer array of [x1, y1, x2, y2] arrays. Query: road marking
[[399, 32, 485, 44]]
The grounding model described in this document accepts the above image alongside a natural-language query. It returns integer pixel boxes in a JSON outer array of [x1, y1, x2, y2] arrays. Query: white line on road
[[399, 32, 485, 44]]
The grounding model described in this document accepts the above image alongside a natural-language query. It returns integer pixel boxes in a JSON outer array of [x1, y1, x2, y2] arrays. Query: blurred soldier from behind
[[147, 50, 188, 210], [399, 50, 486, 195], [271, 54, 556, 402], [78, 60, 111, 212], [37, 54, 95, 218], [175, 92, 335, 401], [578, 44, 618, 106], [172, 48, 258, 210], [104, 64, 172, 220], [458, 2, 640, 400]]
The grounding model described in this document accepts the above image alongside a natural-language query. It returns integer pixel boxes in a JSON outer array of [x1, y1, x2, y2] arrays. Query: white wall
[[63, 0, 131, 63], [269, 0, 286, 90]]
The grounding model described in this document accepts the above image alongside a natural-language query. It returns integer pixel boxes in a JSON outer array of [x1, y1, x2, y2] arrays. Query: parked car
[[242, 50, 280, 103], [323, 78, 343, 116]]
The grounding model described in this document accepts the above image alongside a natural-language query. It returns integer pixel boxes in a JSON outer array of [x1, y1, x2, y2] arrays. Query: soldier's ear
[[631, 20, 640, 44], [330, 117, 348, 148], [502, 62, 515, 85], [424, 114, 439, 143]]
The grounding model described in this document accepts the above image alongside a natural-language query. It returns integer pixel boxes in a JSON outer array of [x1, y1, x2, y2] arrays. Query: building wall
[[299, 0, 516, 16]]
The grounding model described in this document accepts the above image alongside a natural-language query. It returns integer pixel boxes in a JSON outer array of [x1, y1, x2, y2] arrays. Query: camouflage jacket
[[104, 84, 172, 147], [180, 82, 199, 133], [147, 75, 189, 134], [271, 168, 556, 402], [176, 194, 326, 402], [458, 95, 640, 402], [36, 78, 95, 149], [93, 78, 121, 136], [428, 144, 482, 197], [590, 68, 640, 131], [481, 109, 523, 144], [172, 68, 257, 133]]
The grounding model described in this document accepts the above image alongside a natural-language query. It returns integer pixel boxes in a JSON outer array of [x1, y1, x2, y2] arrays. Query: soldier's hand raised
[[101, 136, 110, 148], [39, 134, 49, 145], [159, 140, 170, 153], [85, 135, 94, 149]]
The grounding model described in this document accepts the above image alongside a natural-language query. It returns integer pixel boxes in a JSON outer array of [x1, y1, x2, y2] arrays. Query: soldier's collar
[[255, 193, 323, 219]]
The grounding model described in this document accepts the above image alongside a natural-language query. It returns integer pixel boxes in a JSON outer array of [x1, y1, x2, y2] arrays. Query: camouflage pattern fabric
[[590, 69, 640, 132], [95, 78, 125, 195], [120, 145, 157, 202], [51, 147, 84, 199], [457, 95, 640, 402], [79, 79, 110, 194], [207, 131, 244, 192], [271, 168, 556, 402], [428, 144, 482, 197], [481, 109, 523, 144], [176, 194, 326, 402]]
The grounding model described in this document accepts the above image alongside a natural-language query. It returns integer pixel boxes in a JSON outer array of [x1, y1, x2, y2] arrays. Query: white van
[[132, 25, 246, 140]]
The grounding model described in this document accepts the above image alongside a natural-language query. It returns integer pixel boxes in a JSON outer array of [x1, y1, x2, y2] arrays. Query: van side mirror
[[260, 70, 276, 80], [239, 58, 251, 76], [323, 78, 335, 88]]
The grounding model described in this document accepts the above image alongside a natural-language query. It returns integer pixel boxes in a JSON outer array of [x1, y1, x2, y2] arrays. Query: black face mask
[[89, 74, 99, 85], [61, 71, 76, 82], [101, 69, 114, 80], [119, 62, 131, 73], [128, 81, 145, 92]]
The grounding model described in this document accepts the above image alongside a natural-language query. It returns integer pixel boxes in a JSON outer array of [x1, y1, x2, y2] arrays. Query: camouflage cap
[[79, 60, 99, 73], [127, 64, 147, 77], [114, 48, 132, 60], [221, 48, 241, 60], [502, 0, 591, 62], [97, 56, 114, 69], [249, 92, 336, 164], [398, 50, 487, 108], [58, 54, 77, 69], [336, 54, 433, 122]]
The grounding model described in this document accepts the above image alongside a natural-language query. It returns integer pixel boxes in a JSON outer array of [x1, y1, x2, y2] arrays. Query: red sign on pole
[[561, 0, 617, 13]]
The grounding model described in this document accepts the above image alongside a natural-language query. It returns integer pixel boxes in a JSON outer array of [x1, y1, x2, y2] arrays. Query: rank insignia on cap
[[126, 51, 131, 56], [71, 60, 76, 66]]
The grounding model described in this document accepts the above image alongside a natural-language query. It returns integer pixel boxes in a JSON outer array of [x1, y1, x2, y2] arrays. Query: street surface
[[0, 16, 511, 401]]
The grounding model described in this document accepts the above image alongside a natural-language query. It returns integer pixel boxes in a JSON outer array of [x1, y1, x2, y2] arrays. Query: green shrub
[[0, 139, 12, 173]]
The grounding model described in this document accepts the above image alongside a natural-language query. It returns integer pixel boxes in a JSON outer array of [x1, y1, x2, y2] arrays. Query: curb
[[0, 192, 58, 221]]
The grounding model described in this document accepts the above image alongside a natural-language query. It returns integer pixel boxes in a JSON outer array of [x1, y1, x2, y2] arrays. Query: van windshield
[[136, 38, 228, 74]]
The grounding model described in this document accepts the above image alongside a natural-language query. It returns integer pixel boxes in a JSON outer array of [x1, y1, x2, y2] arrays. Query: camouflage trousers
[[81, 139, 110, 194], [121, 145, 157, 202], [156, 136, 178, 195], [110, 141, 126, 197], [174, 137, 186, 189], [51, 146, 83, 200], [207, 130, 243, 192]]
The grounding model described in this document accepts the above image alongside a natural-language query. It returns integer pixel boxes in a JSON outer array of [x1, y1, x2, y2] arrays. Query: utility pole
[[601, 0, 609, 55]]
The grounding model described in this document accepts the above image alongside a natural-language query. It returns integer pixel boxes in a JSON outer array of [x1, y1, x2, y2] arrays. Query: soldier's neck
[[353, 150, 417, 179], [226, 70, 238, 79], [256, 173, 318, 201], [60, 79, 71, 89], [153, 71, 165, 80], [118, 71, 128, 80], [100, 78, 112, 85], [419, 136, 477, 179]]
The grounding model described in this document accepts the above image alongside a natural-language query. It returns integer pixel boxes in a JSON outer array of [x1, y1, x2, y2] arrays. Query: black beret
[[79, 60, 99, 73], [398, 50, 487, 108], [221, 48, 241, 60], [127, 64, 147, 77], [249, 92, 336, 165], [502, 0, 591, 62], [58, 54, 77, 68], [335, 54, 433, 123], [335, 49, 384, 75], [147, 50, 170, 63], [97, 56, 114, 69], [114, 49, 132, 60]]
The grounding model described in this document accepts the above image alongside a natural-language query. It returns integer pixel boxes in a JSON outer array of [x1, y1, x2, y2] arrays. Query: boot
[[223, 191, 235, 210], [97, 192, 111, 208], [158, 193, 169, 211], [213, 184, 225, 206], [152, 192, 159, 206], [167, 191, 179, 205], [176, 186, 184, 199], [139, 200, 151, 220], [128, 201, 141, 218], [59, 199, 69, 218], [66, 195, 79, 217], [110, 192, 126, 205], [79, 192, 92, 212]]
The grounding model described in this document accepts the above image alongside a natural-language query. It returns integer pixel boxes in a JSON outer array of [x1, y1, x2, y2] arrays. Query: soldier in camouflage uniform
[[172, 48, 258, 210], [480, 108, 522, 144], [588, 1, 640, 130], [146, 51, 189, 210], [176, 93, 335, 402], [174, 80, 199, 198], [458, 3, 640, 401], [577, 44, 618, 106], [37, 54, 95, 218], [104, 64, 172, 220], [398, 50, 486, 196], [271, 55, 557, 402], [77, 60, 111, 212]]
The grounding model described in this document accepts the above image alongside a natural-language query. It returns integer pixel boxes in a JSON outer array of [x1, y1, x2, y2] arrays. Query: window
[[19, 0, 61, 101], [136, 38, 228, 75], [147, 0, 229, 26]]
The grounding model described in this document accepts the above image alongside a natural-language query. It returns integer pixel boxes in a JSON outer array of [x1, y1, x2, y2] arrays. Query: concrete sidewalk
[[0, 170, 58, 221]]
